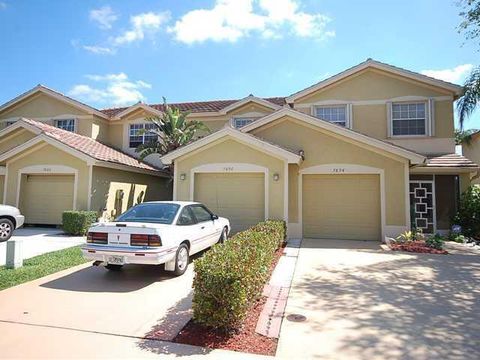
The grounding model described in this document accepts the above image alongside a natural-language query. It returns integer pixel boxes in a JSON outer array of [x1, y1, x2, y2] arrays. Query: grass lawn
[[0, 246, 88, 291]]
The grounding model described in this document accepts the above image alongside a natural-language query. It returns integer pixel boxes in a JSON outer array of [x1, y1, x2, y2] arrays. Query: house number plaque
[[332, 168, 345, 173], [223, 167, 234, 172]]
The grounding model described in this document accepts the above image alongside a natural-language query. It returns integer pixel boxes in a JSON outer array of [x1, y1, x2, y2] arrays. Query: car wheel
[[218, 227, 228, 244], [105, 264, 123, 271], [0, 219, 14, 243], [173, 243, 189, 276]]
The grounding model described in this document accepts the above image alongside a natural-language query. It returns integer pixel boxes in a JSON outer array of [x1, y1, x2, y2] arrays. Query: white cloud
[[82, 45, 116, 55], [421, 64, 473, 84], [168, 0, 334, 44], [113, 11, 170, 45], [89, 6, 118, 30], [68, 73, 151, 106], [0, 2, 6, 10]]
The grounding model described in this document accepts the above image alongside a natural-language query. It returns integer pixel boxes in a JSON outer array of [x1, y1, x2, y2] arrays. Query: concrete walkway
[[277, 239, 480, 360], [0, 227, 85, 266]]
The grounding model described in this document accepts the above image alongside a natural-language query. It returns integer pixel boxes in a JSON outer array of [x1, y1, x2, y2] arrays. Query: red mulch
[[173, 245, 285, 356], [390, 241, 448, 254]]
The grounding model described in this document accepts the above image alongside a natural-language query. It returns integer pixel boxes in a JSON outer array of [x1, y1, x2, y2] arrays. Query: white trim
[[0, 85, 109, 119], [15, 165, 79, 210], [286, 59, 463, 103], [404, 161, 411, 232], [87, 165, 93, 210], [113, 102, 164, 120], [284, 161, 289, 223], [3, 164, 8, 204], [241, 107, 426, 164], [188, 163, 269, 220], [0, 120, 42, 139], [298, 164, 386, 241], [160, 127, 302, 165], [220, 95, 281, 114], [293, 95, 452, 108]]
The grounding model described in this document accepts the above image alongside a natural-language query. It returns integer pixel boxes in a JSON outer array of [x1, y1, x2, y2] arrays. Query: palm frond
[[458, 66, 480, 129]]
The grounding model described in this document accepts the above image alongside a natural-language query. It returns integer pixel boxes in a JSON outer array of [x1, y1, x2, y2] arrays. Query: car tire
[[218, 227, 228, 244], [173, 243, 189, 276], [0, 218, 14, 243], [105, 264, 123, 271]]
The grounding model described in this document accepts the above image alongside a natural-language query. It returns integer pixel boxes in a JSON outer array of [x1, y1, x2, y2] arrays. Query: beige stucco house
[[462, 132, 480, 185], [0, 59, 478, 239]]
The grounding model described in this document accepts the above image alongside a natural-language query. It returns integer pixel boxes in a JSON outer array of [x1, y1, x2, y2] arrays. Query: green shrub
[[62, 211, 98, 235], [192, 220, 286, 330], [453, 186, 480, 238], [425, 234, 445, 250]]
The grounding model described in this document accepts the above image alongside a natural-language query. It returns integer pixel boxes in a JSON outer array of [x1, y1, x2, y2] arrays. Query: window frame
[[128, 123, 157, 149], [176, 206, 197, 226], [190, 204, 214, 223], [313, 104, 351, 128], [389, 101, 430, 138], [54, 118, 76, 132], [232, 117, 259, 129]]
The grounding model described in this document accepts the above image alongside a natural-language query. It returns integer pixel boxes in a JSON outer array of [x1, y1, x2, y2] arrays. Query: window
[[55, 119, 75, 132], [315, 105, 347, 127], [177, 207, 196, 226], [115, 203, 180, 224], [190, 205, 213, 223], [391, 102, 426, 136], [233, 117, 256, 129], [129, 123, 157, 148]]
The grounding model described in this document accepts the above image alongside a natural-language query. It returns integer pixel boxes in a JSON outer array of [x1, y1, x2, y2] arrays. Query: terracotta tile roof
[[100, 97, 286, 118], [425, 153, 478, 168], [21, 118, 163, 173]]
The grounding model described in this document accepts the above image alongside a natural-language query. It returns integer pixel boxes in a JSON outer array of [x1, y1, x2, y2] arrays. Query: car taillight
[[87, 232, 108, 244], [130, 234, 162, 247]]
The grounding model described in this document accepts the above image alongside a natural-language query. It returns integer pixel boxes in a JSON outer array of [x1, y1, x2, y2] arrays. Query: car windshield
[[115, 203, 180, 224]]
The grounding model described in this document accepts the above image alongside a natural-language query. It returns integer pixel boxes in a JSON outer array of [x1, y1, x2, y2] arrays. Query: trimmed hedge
[[62, 211, 98, 236], [192, 220, 286, 329]]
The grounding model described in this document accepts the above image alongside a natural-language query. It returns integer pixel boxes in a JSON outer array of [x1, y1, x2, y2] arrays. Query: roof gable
[[219, 95, 281, 114], [286, 59, 464, 103], [241, 108, 426, 164], [0, 85, 109, 119], [160, 127, 302, 165], [113, 102, 164, 119]]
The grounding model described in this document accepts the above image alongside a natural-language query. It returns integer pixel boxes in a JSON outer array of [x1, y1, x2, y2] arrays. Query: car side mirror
[[211, 214, 219, 220]]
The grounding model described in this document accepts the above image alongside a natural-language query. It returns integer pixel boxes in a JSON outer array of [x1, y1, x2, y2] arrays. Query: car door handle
[[201, 226, 205, 229]]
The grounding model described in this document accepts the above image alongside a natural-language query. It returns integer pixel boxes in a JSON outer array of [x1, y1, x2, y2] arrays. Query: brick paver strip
[[255, 239, 301, 339]]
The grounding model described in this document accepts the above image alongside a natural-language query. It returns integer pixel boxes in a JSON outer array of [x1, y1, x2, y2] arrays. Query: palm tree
[[457, 66, 480, 129], [136, 98, 210, 170]]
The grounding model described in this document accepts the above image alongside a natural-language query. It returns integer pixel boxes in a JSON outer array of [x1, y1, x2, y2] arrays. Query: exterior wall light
[[273, 173, 280, 181], [180, 173, 186, 181]]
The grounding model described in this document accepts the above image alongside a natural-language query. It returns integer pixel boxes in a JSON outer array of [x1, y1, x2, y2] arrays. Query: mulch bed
[[389, 241, 448, 254], [173, 245, 285, 356]]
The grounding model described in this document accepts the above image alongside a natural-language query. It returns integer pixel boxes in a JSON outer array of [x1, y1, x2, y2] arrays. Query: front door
[[409, 180, 436, 233]]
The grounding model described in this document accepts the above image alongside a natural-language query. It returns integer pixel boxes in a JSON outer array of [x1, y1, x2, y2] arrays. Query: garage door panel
[[194, 173, 264, 234], [22, 174, 74, 225], [303, 174, 381, 241]]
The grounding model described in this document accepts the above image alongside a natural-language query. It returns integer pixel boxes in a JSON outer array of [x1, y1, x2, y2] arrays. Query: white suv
[[0, 205, 25, 242]]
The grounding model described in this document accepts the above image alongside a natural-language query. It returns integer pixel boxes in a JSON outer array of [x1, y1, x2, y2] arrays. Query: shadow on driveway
[[40, 264, 176, 293]]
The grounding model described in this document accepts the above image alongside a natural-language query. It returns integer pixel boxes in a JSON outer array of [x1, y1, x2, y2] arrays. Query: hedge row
[[192, 220, 286, 329], [62, 211, 98, 236]]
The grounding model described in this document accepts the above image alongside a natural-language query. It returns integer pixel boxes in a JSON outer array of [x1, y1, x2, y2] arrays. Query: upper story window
[[129, 123, 157, 148], [314, 105, 348, 127], [232, 117, 257, 129], [55, 119, 75, 132], [391, 102, 426, 136]]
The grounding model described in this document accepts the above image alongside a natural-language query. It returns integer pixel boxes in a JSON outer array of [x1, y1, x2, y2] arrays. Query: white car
[[81, 201, 230, 276], [0, 205, 25, 242]]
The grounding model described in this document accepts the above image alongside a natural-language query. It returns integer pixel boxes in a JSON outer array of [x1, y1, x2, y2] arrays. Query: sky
[[0, 0, 479, 129]]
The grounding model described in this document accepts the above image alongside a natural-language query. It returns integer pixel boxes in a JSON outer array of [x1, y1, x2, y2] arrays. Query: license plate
[[107, 255, 124, 265]]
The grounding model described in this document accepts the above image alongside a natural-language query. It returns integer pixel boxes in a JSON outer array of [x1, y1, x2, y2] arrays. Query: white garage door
[[303, 174, 381, 241], [22, 174, 75, 225], [194, 173, 265, 234]]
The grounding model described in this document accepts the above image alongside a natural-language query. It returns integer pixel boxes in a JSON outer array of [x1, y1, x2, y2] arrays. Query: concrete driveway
[[0, 227, 85, 266], [277, 239, 480, 360]]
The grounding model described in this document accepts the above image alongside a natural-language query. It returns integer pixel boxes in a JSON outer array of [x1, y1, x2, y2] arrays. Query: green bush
[[192, 220, 286, 330], [453, 186, 480, 238], [62, 211, 98, 235], [425, 234, 445, 250]]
